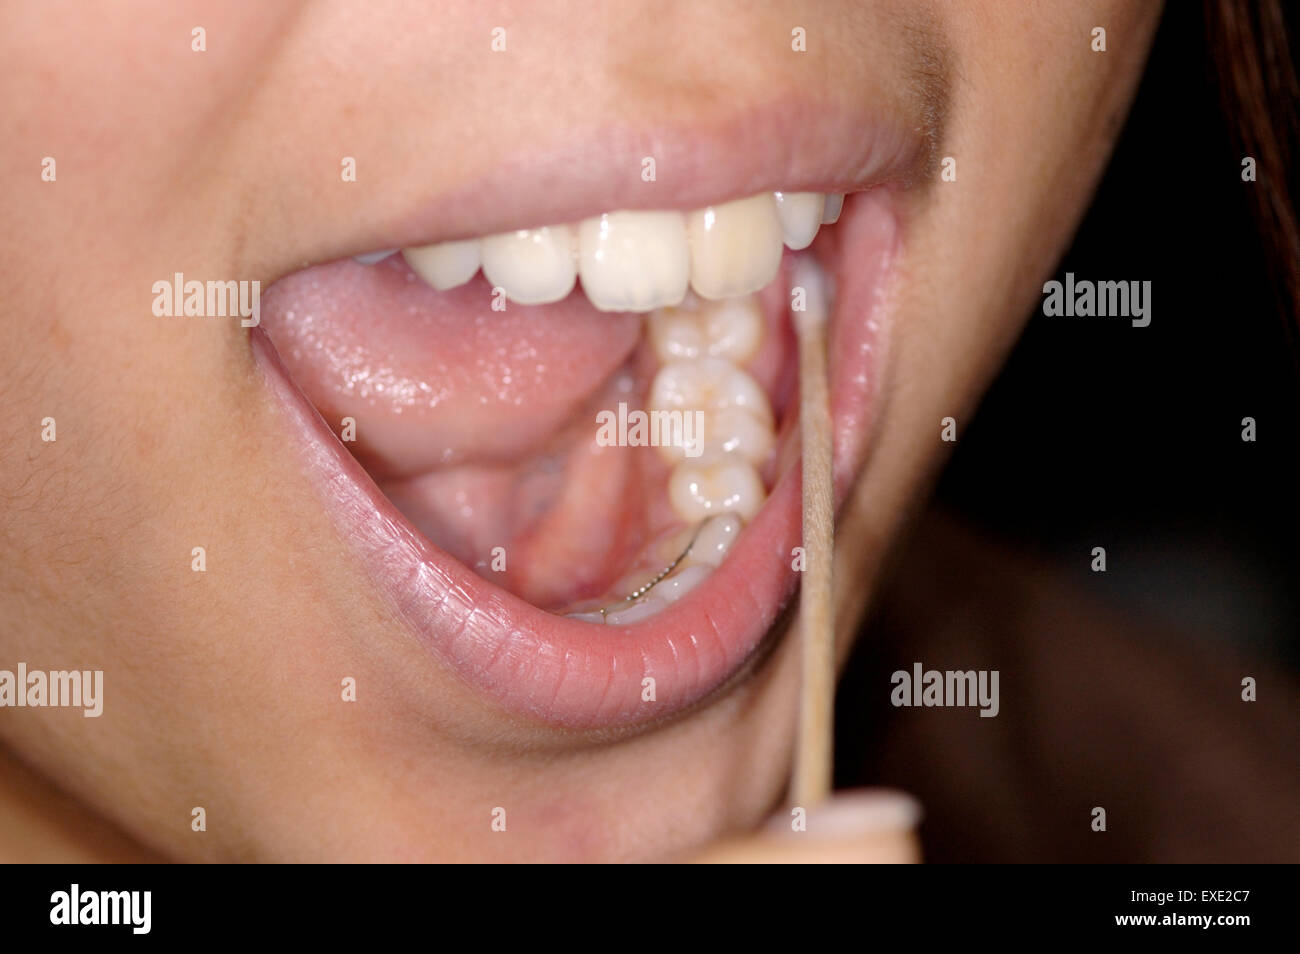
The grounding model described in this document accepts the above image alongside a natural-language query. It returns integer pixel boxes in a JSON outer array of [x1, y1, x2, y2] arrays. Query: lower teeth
[[341, 238, 831, 630], [565, 512, 744, 625], [567, 282, 791, 626], [623, 521, 704, 601]]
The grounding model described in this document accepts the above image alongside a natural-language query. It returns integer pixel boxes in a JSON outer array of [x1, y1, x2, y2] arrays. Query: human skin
[[0, 1, 1162, 861]]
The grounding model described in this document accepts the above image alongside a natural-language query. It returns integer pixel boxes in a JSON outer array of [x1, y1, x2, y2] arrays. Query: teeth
[[575, 525, 719, 626], [578, 211, 689, 312], [701, 407, 776, 464], [686, 194, 784, 300], [647, 306, 707, 361], [480, 225, 577, 305], [652, 564, 710, 603], [648, 358, 774, 465], [669, 458, 765, 522], [601, 562, 710, 626], [821, 193, 845, 225], [682, 513, 744, 569], [648, 358, 772, 424], [390, 188, 847, 626], [653, 524, 700, 565], [604, 594, 665, 626], [564, 285, 773, 611], [567, 511, 745, 625], [773, 192, 825, 250], [700, 297, 763, 364], [648, 295, 763, 365], [353, 249, 397, 265], [401, 239, 481, 291], [401, 190, 844, 311]]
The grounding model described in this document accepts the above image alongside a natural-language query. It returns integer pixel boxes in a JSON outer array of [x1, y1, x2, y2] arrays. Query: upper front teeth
[[353, 248, 398, 265], [820, 193, 845, 224], [578, 211, 690, 312], [773, 192, 826, 250], [392, 190, 844, 310], [685, 194, 784, 300], [402, 238, 480, 290], [480, 225, 578, 305]]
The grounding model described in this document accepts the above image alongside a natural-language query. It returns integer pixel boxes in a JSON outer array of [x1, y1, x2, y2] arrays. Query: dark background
[[944, 0, 1300, 669], [837, 1, 1300, 861]]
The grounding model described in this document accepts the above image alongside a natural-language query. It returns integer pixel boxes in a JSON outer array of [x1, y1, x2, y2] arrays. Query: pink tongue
[[259, 257, 641, 478], [260, 256, 653, 608]]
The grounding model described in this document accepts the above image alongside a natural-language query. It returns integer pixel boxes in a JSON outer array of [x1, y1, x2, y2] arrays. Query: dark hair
[[1207, 0, 1300, 333]]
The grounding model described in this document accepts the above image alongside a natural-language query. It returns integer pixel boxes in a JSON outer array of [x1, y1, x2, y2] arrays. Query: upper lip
[[292, 98, 932, 273], [252, 99, 921, 729]]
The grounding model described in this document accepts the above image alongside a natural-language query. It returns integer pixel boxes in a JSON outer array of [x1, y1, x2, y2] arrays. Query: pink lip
[[307, 101, 927, 269], [252, 189, 898, 728], [400, 110, 920, 244]]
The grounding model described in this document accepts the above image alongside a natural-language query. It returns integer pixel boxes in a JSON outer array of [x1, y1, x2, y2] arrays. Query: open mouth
[[253, 129, 912, 729]]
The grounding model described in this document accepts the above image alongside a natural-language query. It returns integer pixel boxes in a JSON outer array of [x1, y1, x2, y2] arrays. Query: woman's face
[[1, 0, 1161, 860]]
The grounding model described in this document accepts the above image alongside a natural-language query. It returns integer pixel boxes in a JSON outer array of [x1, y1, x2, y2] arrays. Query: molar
[[648, 295, 763, 365], [648, 357, 774, 464], [668, 458, 765, 522], [648, 357, 772, 424]]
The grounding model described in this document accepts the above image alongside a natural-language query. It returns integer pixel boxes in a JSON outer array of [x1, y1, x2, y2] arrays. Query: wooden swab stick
[[791, 256, 835, 808]]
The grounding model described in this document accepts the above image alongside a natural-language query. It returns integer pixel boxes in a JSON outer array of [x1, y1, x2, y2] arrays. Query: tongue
[[260, 256, 651, 608], [260, 257, 641, 477]]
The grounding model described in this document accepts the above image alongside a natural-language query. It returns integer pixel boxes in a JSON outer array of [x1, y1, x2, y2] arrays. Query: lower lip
[[251, 191, 898, 728]]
